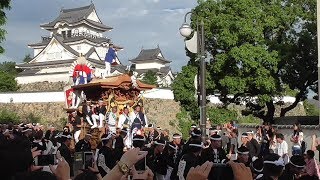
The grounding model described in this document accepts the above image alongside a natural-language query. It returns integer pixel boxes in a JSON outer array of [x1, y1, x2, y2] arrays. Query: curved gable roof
[[40, 4, 112, 31], [130, 47, 171, 64]]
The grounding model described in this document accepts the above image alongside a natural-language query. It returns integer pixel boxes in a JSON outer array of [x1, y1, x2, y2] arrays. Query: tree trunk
[[264, 100, 275, 124], [280, 92, 303, 117]]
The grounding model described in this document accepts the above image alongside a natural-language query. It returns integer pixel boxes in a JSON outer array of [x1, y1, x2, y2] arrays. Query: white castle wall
[[0, 91, 65, 103], [0, 89, 299, 104], [0, 88, 174, 103], [16, 73, 70, 84]]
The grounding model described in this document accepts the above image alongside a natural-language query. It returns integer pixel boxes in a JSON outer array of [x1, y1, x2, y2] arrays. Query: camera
[[134, 151, 147, 173], [34, 154, 57, 166]]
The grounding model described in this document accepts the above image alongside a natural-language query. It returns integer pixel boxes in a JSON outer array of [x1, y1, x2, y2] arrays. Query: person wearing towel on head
[[279, 155, 306, 180], [75, 133, 91, 152], [97, 132, 117, 177], [256, 153, 285, 180], [132, 134, 147, 150], [172, 139, 203, 180], [146, 139, 167, 180], [201, 134, 226, 164], [236, 146, 250, 166], [58, 133, 74, 177]]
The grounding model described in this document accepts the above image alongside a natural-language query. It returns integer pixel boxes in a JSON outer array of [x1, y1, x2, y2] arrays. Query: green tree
[[279, 2, 317, 116], [141, 70, 157, 86], [207, 107, 237, 125], [303, 100, 319, 116], [23, 54, 32, 63], [0, 0, 11, 54], [0, 109, 20, 124], [176, 108, 194, 139], [0, 61, 21, 76], [183, 0, 316, 122], [0, 70, 18, 92], [172, 65, 199, 119]]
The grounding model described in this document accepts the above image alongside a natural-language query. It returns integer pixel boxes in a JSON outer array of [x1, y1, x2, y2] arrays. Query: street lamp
[[179, 11, 207, 138]]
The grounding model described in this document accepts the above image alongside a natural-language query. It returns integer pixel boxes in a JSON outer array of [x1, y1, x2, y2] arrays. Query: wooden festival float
[[65, 69, 155, 149]]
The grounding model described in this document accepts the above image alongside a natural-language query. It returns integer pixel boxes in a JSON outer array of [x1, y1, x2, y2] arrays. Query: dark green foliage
[[141, 70, 157, 86], [303, 100, 319, 116], [26, 113, 41, 124], [207, 107, 237, 125], [0, 61, 22, 76], [176, 108, 194, 139], [0, 70, 18, 92], [0, 0, 11, 54], [0, 109, 20, 124], [23, 54, 32, 63], [172, 0, 317, 123]]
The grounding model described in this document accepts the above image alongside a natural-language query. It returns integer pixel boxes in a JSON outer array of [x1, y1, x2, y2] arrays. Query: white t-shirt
[[292, 131, 304, 147], [276, 140, 288, 157]]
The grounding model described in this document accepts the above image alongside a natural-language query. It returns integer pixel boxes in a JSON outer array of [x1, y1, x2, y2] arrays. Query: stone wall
[[0, 102, 67, 129], [18, 82, 68, 92], [225, 102, 306, 118], [0, 99, 181, 133], [0, 98, 306, 135], [143, 99, 181, 134]]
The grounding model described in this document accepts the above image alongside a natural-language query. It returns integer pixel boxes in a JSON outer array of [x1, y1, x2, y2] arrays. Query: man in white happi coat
[[118, 107, 132, 148], [107, 106, 118, 133]]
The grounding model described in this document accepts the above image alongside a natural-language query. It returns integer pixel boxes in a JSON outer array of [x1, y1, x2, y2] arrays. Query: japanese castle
[[16, 3, 174, 87], [16, 4, 126, 84]]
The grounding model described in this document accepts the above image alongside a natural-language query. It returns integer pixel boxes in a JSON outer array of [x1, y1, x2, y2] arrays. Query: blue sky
[[0, 0, 197, 72]]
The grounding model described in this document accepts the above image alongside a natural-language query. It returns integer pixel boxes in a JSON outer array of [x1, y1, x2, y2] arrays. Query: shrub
[[238, 114, 261, 124], [0, 109, 20, 124], [176, 108, 194, 139], [207, 107, 238, 125], [26, 113, 41, 123]]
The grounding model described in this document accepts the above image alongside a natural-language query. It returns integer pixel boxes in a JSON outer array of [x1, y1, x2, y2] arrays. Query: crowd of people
[[1, 115, 320, 180]]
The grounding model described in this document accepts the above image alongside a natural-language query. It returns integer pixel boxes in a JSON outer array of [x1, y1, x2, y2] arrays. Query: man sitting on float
[[72, 56, 92, 85]]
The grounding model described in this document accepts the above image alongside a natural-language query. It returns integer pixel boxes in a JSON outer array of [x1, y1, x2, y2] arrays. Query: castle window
[[62, 31, 66, 38], [74, 29, 79, 36], [67, 30, 72, 38]]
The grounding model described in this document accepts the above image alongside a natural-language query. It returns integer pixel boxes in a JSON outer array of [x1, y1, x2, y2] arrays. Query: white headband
[[173, 135, 182, 139], [264, 158, 285, 167], [22, 129, 32, 133], [101, 133, 115, 141], [246, 131, 254, 134], [60, 134, 73, 139], [191, 125, 197, 128], [252, 165, 263, 173], [132, 138, 146, 141], [238, 151, 249, 155], [241, 135, 248, 138], [154, 141, 166, 146], [189, 142, 204, 148], [210, 137, 222, 141], [191, 132, 201, 137], [289, 160, 305, 168], [169, 144, 178, 149]]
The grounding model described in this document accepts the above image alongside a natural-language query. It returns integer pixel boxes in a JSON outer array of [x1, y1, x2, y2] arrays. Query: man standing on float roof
[[104, 43, 116, 77]]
